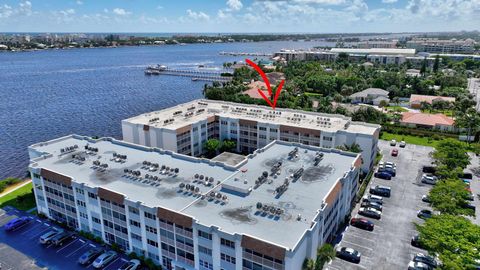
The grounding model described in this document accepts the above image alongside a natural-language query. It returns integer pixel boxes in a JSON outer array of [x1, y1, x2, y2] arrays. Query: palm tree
[[455, 108, 480, 143], [302, 259, 316, 270]]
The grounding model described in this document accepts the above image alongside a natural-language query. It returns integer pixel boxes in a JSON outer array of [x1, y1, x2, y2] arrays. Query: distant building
[[400, 112, 455, 131], [356, 40, 397, 49], [406, 69, 421, 77], [406, 38, 476, 54], [349, 88, 390, 106], [409, 94, 456, 109], [330, 48, 416, 56], [427, 53, 480, 62]]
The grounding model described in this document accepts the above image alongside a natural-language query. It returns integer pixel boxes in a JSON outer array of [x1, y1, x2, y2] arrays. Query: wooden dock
[[145, 67, 233, 83]]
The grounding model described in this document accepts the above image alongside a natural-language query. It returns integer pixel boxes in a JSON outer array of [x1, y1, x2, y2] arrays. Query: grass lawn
[[420, 109, 454, 117], [0, 182, 36, 211], [380, 132, 440, 148], [385, 106, 408, 113]]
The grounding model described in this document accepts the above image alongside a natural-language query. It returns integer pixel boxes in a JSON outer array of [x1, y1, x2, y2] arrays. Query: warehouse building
[[121, 100, 380, 173], [29, 135, 362, 270]]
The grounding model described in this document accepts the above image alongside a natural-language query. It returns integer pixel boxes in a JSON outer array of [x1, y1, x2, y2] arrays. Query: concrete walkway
[[0, 180, 32, 198]]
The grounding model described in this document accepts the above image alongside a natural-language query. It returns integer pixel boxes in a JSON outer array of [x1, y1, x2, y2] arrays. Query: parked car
[[78, 247, 104, 265], [118, 259, 141, 270], [400, 141, 406, 148], [370, 185, 391, 197], [421, 174, 437, 185], [361, 201, 382, 211], [413, 253, 439, 268], [374, 171, 392, 180], [391, 148, 398, 157], [408, 261, 433, 270], [336, 247, 361, 263], [350, 217, 374, 231], [93, 251, 118, 269], [358, 207, 381, 219], [363, 194, 384, 205], [421, 195, 431, 203], [422, 166, 436, 174], [51, 231, 74, 246], [462, 203, 476, 211], [4, 217, 30, 231], [411, 235, 424, 249], [390, 139, 397, 146], [39, 229, 62, 244], [417, 209, 433, 219], [383, 165, 397, 176]]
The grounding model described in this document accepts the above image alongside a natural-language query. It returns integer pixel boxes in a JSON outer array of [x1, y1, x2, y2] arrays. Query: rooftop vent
[[60, 144, 78, 154]]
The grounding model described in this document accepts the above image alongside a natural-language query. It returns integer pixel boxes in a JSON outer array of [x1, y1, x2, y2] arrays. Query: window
[[259, 134, 266, 139], [146, 225, 157, 234], [79, 212, 88, 219], [199, 260, 213, 270], [76, 200, 86, 207], [148, 252, 159, 261], [259, 127, 267, 131], [92, 217, 101, 224], [129, 219, 140, 228], [144, 212, 156, 220], [221, 253, 236, 264], [270, 128, 278, 133], [220, 238, 235, 249], [198, 245, 212, 256], [147, 239, 158, 247], [198, 230, 212, 240], [323, 136, 333, 142], [131, 232, 142, 241], [88, 192, 97, 199], [128, 206, 139, 215], [75, 187, 84, 195]]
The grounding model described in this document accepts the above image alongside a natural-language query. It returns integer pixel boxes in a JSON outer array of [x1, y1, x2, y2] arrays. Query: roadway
[[468, 78, 480, 111]]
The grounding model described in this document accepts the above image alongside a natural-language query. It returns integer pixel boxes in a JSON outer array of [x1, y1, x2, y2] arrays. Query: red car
[[350, 217, 374, 231], [391, 149, 398, 157]]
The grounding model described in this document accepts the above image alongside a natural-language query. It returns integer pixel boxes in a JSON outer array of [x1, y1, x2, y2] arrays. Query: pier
[[219, 51, 273, 57], [145, 66, 233, 83]]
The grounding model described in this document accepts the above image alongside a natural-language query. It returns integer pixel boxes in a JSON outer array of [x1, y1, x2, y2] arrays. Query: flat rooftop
[[29, 135, 359, 251], [122, 99, 379, 135]]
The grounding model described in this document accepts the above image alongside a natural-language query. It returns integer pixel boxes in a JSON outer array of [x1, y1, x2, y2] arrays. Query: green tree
[[416, 214, 480, 270], [420, 58, 427, 76], [315, 244, 336, 269], [378, 100, 389, 108], [433, 55, 440, 73], [204, 139, 220, 157], [428, 178, 474, 216], [220, 139, 236, 153], [432, 139, 470, 169], [455, 108, 480, 143]]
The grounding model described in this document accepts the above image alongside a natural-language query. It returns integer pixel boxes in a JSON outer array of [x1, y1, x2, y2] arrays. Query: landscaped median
[[0, 181, 35, 211]]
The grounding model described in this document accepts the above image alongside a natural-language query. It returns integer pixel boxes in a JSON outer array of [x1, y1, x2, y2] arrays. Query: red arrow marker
[[245, 59, 284, 110]]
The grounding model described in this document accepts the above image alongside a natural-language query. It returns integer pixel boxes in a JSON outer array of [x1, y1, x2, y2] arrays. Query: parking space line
[[344, 234, 376, 243], [103, 257, 120, 270], [28, 228, 51, 239], [56, 238, 79, 253], [21, 223, 44, 235], [65, 242, 89, 258], [340, 240, 373, 251]]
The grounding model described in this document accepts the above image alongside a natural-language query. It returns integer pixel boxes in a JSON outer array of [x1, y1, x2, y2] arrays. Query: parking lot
[[0, 206, 128, 270], [326, 140, 437, 270]]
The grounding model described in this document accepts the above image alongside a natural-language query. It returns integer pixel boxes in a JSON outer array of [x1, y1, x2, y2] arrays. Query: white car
[[408, 260, 431, 270], [390, 139, 397, 146], [421, 174, 437, 185], [118, 259, 141, 270], [400, 141, 406, 148], [93, 251, 118, 269]]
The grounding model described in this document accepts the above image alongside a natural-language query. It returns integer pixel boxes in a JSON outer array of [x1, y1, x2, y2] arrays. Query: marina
[[219, 51, 273, 57]]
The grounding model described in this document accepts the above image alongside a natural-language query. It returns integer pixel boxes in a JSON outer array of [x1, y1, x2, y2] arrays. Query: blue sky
[[0, 0, 478, 33]]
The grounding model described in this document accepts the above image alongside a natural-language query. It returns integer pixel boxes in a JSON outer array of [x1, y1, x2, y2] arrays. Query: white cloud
[[0, 5, 13, 18], [227, 0, 243, 11], [18, 1, 32, 16], [382, 0, 397, 3], [112, 8, 131, 16], [76, 0, 83, 5], [59, 9, 75, 16], [292, 0, 346, 4], [186, 9, 210, 21], [156, 6, 164, 10]]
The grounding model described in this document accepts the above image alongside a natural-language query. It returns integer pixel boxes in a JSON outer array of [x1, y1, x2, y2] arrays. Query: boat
[[192, 78, 199, 81]]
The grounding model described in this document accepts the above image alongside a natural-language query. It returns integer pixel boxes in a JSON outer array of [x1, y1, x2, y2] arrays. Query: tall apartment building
[[406, 38, 476, 54], [121, 100, 380, 173], [29, 135, 362, 270]]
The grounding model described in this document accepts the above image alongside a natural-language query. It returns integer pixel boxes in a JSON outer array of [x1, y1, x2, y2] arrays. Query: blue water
[[0, 40, 334, 180]]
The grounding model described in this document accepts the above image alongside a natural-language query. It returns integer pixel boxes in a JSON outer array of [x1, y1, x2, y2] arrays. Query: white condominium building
[[28, 135, 362, 270], [122, 100, 380, 172]]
